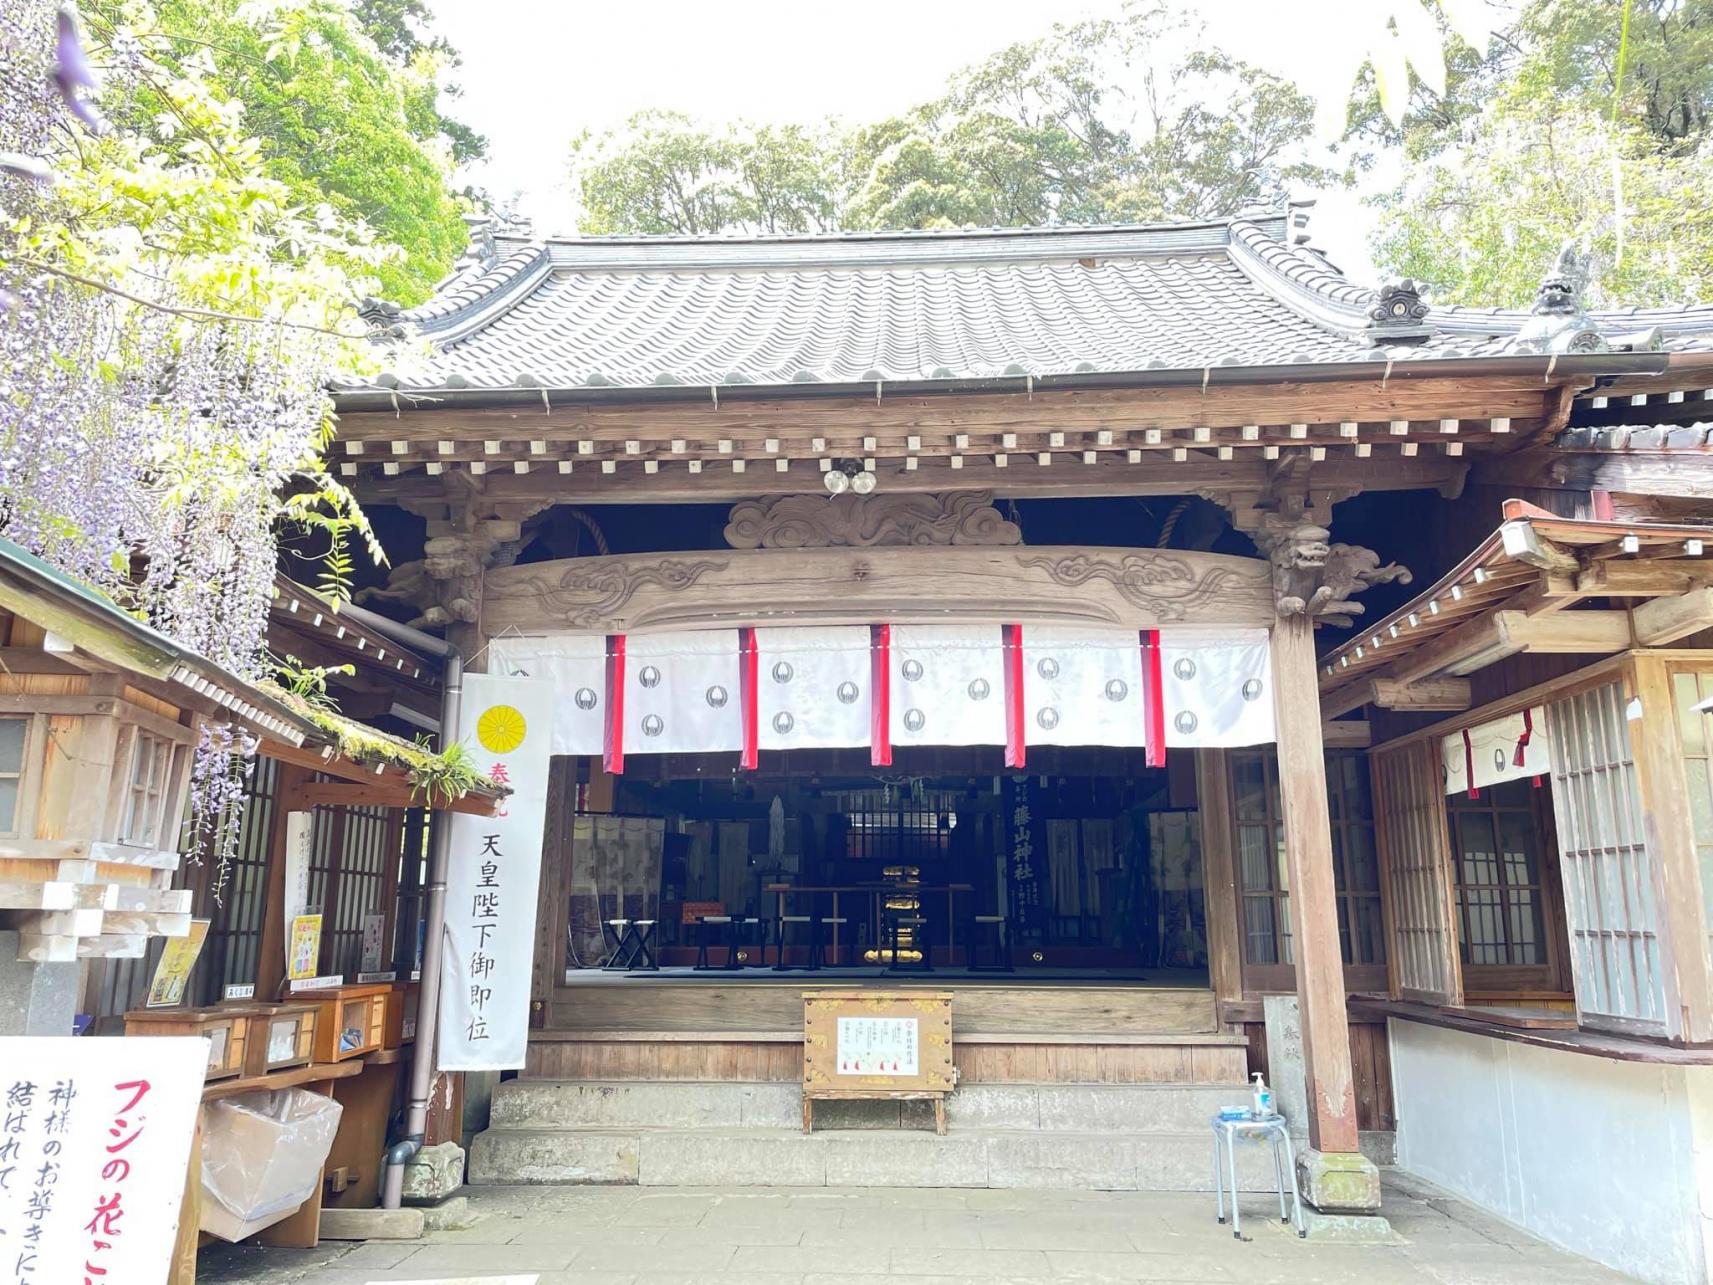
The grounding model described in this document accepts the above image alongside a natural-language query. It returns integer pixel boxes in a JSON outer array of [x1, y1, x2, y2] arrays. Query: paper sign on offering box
[[287, 913, 322, 981], [0, 1037, 206, 1284]]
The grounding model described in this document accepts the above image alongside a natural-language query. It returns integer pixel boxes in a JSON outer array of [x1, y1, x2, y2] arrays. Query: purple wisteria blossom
[[53, 4, 105, 133]]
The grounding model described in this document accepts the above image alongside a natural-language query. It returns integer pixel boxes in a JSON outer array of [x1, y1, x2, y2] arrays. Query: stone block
[[1296, 1147, 1382, 1213], [317, 1206, 424, 1240], [419, 1193, 478, 1231], [402, 1140, 465, 1202], [1301, 1209, 1401, 1243], [0, 933, 78, 1036], [985, 1132, 1137, 1189], [821, 1132, 989, 1188], [1136, 1132, 1277, 1192], [1358, 1129, 1396, 1167], [946, 1084, 1039, 1130], [469, 1128, 638, 1184], [639, 1130, 826, 1187]]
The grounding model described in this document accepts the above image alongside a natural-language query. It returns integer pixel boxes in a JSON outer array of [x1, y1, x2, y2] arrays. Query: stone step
[[489, 1080, 1260, 1133], [469, 1125, 1288, 1192]]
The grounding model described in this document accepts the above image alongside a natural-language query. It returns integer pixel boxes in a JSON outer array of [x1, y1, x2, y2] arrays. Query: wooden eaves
[[1319, 499, 1713, 719]]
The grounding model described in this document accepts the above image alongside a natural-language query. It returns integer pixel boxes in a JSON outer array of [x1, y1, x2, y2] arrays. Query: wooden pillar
[[1269, 615, 1360, 1155], [1627, 654, 1713, 1043], [1194, 749, 1243, 1009]]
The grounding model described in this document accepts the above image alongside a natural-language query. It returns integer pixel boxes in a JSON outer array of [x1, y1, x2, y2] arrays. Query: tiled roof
[[342, 208, 1713, 397]]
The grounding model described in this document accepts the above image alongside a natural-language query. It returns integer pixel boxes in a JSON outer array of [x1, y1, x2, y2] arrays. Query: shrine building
[[325, 203, 1713, 1279]]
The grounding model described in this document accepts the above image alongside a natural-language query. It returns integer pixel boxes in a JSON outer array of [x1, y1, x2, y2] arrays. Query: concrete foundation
[[470, 1080, 1287, 1192], [316, 1207, 424, 1240]]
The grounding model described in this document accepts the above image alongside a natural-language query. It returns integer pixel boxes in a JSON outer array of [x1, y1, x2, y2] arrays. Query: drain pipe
[[381, 649, 463, 1209]]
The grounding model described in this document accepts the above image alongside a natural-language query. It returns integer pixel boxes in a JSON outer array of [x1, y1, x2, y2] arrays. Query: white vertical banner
[[281, 809, 312, 949], [440, 673, 555, 1071], [0, 1037, 206, 1284]]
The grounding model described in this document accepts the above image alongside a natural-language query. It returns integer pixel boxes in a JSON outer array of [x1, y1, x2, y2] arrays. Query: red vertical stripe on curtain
[[604, 633, 626, 775], [739, 626, 759, 770], [1141, 629, 1166, 768], [870, 623, 892, 767], [1003, 624, 1026, 770]]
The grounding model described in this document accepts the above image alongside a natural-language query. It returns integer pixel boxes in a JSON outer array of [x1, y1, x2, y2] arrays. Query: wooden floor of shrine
[[527, 971, 1244, 1084]]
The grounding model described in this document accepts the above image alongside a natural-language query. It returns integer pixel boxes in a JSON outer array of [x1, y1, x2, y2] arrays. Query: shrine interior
[[553, 749, 1214, 982]]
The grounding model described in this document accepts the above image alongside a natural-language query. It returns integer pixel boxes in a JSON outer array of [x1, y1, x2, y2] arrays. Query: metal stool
[[773, 914, 816, 971], [1211, 1113, 1304, 1240]]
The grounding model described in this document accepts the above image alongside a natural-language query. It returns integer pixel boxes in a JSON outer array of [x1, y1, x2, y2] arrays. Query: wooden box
[[383, 980, 420, 1049], [226, 1002, 318, 1076], [802, 989, 954, 1132], [124, 1006, 248, 1081], [303, 983, 391, 1062]]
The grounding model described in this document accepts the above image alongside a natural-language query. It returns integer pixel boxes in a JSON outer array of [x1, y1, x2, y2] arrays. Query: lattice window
[[322, 805, 397, 978], [1231, 750, 1384, 974], [1547, 682, 1675, 1036], [1372, 742, 1461, 1003], [195, 755, 279, 1004], [1447, 781, 1550, 968]]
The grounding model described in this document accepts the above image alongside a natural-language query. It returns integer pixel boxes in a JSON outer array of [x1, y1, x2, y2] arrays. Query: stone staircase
[[470, 1080, 1283, 1191]]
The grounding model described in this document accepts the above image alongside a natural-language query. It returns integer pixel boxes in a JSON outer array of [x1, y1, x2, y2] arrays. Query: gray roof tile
[[344, 211, 1713, 395]]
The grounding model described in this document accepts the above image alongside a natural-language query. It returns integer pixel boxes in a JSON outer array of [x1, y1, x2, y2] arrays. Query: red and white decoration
[[491, 622, 1276, 770], [1441, 706, 1552, 796]]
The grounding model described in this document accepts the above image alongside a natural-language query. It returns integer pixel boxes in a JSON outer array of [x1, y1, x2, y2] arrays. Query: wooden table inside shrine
[[765, 883, 975, 960]]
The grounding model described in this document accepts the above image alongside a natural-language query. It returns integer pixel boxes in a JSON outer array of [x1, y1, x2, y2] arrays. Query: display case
[[383, 980, 419, 1048], [301, 983, 391, 1062], [124, 1005, 248, 1080]]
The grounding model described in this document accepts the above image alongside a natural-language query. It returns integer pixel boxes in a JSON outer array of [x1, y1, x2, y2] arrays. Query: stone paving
[[197, 1171, 1640, 1285]]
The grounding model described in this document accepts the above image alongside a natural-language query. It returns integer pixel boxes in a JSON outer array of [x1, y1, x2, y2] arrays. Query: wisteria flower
[[53, 5, 105, 133]]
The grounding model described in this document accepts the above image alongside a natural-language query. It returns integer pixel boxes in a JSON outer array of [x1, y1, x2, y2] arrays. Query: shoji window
[[1669, 668, 1713, 977], [1546, 682, 1676, 1037]]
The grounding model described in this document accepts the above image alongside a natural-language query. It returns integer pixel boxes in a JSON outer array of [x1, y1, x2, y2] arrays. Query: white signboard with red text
[[0, 1036, 205, 1285], [439, 673, 555, 1071]]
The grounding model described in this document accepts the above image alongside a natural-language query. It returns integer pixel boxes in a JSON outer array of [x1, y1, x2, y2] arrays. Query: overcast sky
[[430, 0, 1398, 276]]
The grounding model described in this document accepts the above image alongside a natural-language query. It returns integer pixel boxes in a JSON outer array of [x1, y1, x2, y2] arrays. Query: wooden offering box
[[225, 1002, 318, 1076], [124, 1006, 248, 1081], [383, 980, 419, 1049], [302, 983, 392, 1062]]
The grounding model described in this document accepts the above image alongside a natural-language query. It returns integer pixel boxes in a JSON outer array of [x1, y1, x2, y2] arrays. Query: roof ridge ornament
[[1512, 241, 1609, 354], [1365, 278, 1431, 341]]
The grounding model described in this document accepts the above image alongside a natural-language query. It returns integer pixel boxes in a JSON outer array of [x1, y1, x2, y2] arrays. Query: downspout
[[381, 650, 462, 1209]]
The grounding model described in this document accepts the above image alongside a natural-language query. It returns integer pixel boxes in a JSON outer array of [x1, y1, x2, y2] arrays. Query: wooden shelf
[[200, 1059, 362, 1102]]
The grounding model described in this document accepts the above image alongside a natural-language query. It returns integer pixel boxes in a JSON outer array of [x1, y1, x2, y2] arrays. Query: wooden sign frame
[[803, 989, 954, 1134]]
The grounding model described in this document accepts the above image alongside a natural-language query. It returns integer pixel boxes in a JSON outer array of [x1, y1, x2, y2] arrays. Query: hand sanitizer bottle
[[1251, 1071, 1272, 1118]]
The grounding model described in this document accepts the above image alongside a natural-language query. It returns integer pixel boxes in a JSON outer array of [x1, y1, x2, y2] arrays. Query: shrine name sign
[[802, 990, 954, 1134]]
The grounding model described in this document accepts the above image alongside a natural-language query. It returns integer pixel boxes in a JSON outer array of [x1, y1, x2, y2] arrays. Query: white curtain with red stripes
[[489, 633, 606, 755], [1159, 628, 1274, 748], [623, 629, 744, 754], [1021, 626, 1148, 748]]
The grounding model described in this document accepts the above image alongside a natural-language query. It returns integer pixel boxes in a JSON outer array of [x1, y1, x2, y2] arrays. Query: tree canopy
[[571, 5, 1329, 235], [1367, 0, 1713, 307], [109, 0, 481, 302]]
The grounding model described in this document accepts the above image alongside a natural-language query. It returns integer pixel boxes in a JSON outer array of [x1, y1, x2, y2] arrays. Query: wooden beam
[[1478, 449, 1713, 501], [339, 377, 1562, 444], [1194, 749, 1243, 1008], [1574, 561, 1704, 597], [1634, 588, 1713, 646], [297, 778, 502, 817], [1370, 677, 1472, 711], [1499, 519, 1580, 573], [353, 452, 1469, 508], [1270, 615, 1360, 1155], [1321, 720, 1372, 749]]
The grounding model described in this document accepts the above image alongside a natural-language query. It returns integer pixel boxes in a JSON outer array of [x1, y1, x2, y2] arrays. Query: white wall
[[1390, 1018, 1713, 1285]]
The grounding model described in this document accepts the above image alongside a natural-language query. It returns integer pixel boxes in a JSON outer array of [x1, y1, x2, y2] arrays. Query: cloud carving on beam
[[724, 491, 1022, 549]]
